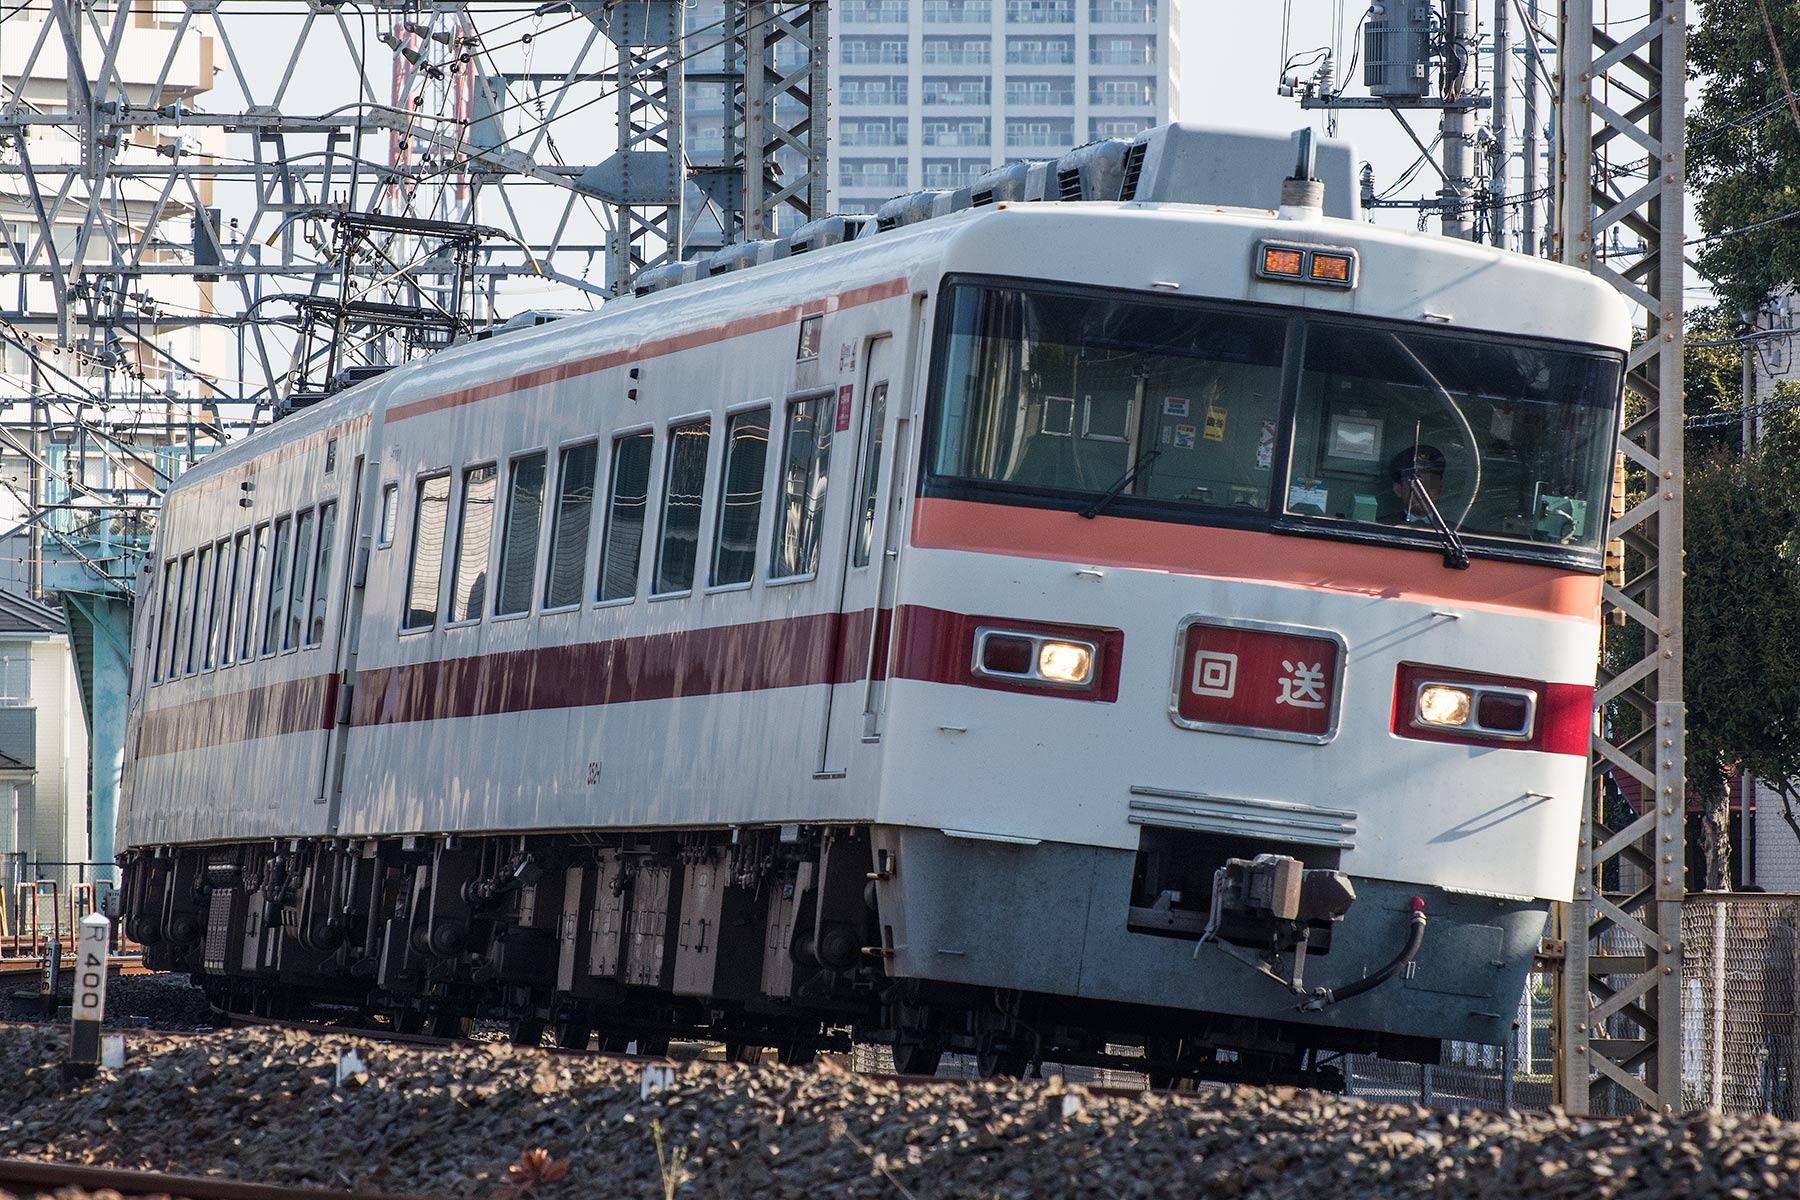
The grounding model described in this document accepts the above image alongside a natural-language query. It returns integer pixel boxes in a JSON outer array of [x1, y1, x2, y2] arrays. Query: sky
[[1177, 2, 1430, 228]]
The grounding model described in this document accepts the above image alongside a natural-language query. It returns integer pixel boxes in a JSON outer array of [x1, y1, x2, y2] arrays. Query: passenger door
[[817, 334, 894, 777]]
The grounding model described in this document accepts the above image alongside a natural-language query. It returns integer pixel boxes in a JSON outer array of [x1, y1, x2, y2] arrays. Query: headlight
[[1409, 678, 1538, 740], [972, 627, 1099, 690], [1038, 641, 1093, 686], [1416, 684, 1472, 728]]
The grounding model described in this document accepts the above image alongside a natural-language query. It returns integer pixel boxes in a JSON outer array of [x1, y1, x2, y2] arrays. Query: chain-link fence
[[1343, 971, 1554, 1110], [1682, 894, 1800, 1118]]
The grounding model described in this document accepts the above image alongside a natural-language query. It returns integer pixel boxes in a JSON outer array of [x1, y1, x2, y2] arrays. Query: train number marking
[[585, 761, 603, 787]]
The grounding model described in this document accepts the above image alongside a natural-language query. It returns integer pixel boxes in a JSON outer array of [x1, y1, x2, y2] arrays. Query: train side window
[[652, 420, 712, 596], [219, 533, 246, 668], [241, 524, 270, 662], [169, 552, 194, 679], [711, 407, 769, 588], [449, 464, 498, 624], [306, 501, 338, 647], [284, 508, 318, 652], [153, 559, 178, 684], [853, 381, 889, 568], [378, 482, 399, 547], [189, 543, 215, 675], [203, 538, 230, 671], [544, 442, 598, 610], [262, 515, 294, 656], [403, 473, 452, 630], [597, 431, 654, 603], [496, 452, 547, 617], [770, 393, 832, 580]]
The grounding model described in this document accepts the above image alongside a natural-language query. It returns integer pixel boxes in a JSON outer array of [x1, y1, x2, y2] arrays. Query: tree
[[1682, 418, 1800, 889], [1688, 0, 1800, 317]]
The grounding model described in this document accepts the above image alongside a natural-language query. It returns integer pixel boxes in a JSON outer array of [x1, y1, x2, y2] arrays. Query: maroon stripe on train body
[[349, 611, 861, 728], [136, 672, 339, 759], [131, 604, 1108, 757]]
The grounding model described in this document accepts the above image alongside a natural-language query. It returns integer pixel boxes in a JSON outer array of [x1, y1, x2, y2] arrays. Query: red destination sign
[[1173, 621, 1342, 740]]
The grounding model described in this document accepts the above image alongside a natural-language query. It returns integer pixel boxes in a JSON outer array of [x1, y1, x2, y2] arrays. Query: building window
[[0, 650, 30, 705], [771, 394, 831, 580], [496, 453, 547, 616], [544, 442, 598, 609], [403, 474, 451, 630], [449, 465, 498, 624], [711, 408, 769, 587], [599, 431, 655, 603]]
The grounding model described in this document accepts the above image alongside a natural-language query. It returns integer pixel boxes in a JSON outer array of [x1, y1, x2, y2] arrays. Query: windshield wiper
[[1406, 476, 1472, 570], [1080, 448, 1162, 519]]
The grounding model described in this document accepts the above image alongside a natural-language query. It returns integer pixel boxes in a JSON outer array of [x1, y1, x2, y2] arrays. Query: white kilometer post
[[65, 912, 110, 1079]]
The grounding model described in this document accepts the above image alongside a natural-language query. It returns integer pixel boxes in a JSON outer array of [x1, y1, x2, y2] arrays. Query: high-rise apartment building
[[679, 0, 1179, 236], [830, 0, 1180, 212]]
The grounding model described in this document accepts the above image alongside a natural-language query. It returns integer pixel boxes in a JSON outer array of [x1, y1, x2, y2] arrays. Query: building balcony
[[922, 91, 993, 106], [1089, 1, 1156, 22], [1090, 90, 1155, 106], [922, 131, 992, 147], [840, 131, 906, 148], [1005, 88, 1075, 105], [840, 1, 910, 22], [1090, 49, 1153, 64], [841, 171, 909, 190], [842, 90, 910, 107], [923, 2, 993, 21], [1005, 129, 1074, 148]]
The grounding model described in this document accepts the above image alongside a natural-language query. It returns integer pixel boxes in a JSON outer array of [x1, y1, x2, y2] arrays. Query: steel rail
[[0, 1158, 421, 1200]]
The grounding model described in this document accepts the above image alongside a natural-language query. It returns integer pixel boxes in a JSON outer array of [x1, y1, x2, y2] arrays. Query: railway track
[[0, 1158, 418, 1200]]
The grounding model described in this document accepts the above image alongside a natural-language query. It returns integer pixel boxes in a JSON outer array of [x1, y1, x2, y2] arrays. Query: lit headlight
[[1038, 641, 1093, 685], [1407, 676, 1539, 741], [972, 627, 1100, 690], [1416, 684, 1473, 728]]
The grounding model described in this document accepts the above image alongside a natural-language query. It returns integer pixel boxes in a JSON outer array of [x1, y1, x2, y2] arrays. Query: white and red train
[[116, 126, 1629, 1083]]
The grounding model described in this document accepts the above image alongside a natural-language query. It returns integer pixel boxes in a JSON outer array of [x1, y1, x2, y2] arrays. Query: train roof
[[177, 194, 1632, 502]]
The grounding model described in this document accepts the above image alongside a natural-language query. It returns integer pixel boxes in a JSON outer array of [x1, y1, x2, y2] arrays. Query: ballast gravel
[[3, 1009, 1800, 1199]]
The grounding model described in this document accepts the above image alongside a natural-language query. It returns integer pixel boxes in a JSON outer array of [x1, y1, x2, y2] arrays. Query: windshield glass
[[930, 285, 1289, 511], [1288, 323, 1621, 550], [927, 281, 1623, 557]]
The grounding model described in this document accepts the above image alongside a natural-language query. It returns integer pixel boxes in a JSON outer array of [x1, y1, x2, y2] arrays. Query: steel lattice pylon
[[1555, 0, 1686, 1116], [737, 0, 827, 241]]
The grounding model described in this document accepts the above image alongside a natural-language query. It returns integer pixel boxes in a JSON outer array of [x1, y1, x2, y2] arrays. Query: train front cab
[[864, 228, 1628, 1068]]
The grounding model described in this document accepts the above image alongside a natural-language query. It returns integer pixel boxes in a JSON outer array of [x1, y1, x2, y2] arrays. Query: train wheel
[[776, 1042, 817, 1067], [892, 1035, 943, 1077], [975, 1040, 1030, 1080], [392, 1008, 425, 1036], [724, 1042, 765, 1065], [429, 1010, 472, 1039], [554, 1020, 592, 1050], [510, 1017, 546, 1047], [636, 1035, 672, 1057], [598, 1034, 634, 1053]]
